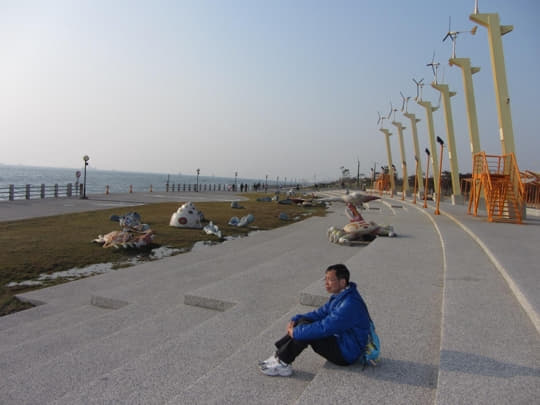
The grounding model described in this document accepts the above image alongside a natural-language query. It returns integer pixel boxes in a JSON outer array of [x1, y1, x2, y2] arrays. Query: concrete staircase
[[1, 198, 538, 404]]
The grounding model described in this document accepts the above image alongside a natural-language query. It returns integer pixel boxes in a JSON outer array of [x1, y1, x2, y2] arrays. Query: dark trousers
[[274, 318, 348, 366]]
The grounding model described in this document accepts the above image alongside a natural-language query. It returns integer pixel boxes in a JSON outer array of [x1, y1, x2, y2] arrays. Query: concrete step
[[3, 231, 340, 400], [0, 302, 158, 379], [48, 213, 361, 404], [16, 210, 347, 310], [1, 199, 444, 404], [0, 304, 109, 353], [1, 303, 216, 405], [182, 236, 357, 314], [296, 205, 443, 405], [168, 203, 430, 405], [432, 213, 540, 404], [0, 298, 101, 332], [167, 305, 327, 405], [50, 303, 286, 405], [76, 209, 353, 312]]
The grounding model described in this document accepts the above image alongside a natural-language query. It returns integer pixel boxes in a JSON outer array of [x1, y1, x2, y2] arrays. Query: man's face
[[325, 270, 347, 294]]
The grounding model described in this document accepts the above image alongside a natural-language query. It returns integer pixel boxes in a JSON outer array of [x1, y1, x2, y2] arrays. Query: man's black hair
[[326, 264, 350, 285]]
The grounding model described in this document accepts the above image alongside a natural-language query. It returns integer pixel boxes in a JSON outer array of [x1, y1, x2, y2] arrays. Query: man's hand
[[287, 321, 294, 338]]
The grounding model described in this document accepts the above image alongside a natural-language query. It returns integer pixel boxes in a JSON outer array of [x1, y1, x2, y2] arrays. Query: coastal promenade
[[0, 191, 246, 222], [0, 191, 538, 404]]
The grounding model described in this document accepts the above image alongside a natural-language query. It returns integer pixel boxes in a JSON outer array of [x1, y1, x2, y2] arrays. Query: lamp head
[[425, 148, 431, 156], [437, 136, 445, 146]]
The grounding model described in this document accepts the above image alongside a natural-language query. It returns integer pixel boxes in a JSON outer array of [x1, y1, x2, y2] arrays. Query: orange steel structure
[[468, 152, 524, 223], [375, 173, 391, 196], [521, 170, 540, 209]]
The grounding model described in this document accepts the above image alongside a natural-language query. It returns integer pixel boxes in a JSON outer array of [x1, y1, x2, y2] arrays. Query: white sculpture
[[169, 202, 204, 229]]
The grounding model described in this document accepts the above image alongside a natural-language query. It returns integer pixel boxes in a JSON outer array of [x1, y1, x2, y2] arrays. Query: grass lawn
[[0, 193, 326, 316]]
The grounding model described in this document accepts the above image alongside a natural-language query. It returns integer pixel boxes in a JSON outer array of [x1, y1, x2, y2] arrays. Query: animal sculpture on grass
[[326, 192, 395, 245], [169, 202, 204, 229], [93, 212, 154, 249]]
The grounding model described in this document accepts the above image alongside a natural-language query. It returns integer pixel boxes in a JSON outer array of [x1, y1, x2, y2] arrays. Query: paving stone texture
[[0, 190, 538, 404]]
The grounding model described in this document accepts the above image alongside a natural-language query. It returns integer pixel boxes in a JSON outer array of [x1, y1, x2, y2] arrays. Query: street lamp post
[[81, 155, 89, 199], [413, 156, 419, 204], [196, 168, 200, 192], [435, 137, 445, 215], [424, 149, 430, 209]]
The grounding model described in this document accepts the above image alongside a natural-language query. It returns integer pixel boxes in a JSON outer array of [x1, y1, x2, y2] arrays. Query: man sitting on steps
[[259, 263, 372, 376]]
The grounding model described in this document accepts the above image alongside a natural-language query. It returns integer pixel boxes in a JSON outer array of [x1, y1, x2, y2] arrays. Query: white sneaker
[[260, 359, 293, 377], [258, 354, 278, 367]]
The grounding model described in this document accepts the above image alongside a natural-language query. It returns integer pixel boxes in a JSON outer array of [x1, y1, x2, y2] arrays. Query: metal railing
[[0, 183, 76, 201], [0, 182, 275, 200]]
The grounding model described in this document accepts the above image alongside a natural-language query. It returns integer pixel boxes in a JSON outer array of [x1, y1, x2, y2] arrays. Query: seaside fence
[[0, 182, 274, 201], [0, 183, 77, 201]]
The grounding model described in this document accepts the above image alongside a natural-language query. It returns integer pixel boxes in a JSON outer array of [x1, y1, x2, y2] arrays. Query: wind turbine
[[392, 104, 399, 122], [400, 91, 411, 113], [426, 52, 440, 84], [443, 16, 478, 58], [377, 111, 388, 129], [413, 78, 424, 102]]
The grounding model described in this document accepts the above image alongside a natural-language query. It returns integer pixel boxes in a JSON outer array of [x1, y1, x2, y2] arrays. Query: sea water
[[0, 164, 261, 198]]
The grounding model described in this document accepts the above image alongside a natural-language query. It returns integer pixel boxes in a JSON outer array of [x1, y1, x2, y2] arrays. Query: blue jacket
[[291, 282, 370, 364]]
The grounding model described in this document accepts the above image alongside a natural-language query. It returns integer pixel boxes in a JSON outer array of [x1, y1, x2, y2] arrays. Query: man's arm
[[291, 300, 330, 323], [287, 321, 294, 337], [293, 297, 368, 341]]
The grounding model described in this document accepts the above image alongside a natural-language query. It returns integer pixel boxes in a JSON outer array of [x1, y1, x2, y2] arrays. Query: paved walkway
[[0, 191, 538, 404], [0, 191, 246, 222]]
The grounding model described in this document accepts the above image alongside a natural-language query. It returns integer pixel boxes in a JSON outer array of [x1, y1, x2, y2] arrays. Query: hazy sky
[[1, 0, 539, 182]]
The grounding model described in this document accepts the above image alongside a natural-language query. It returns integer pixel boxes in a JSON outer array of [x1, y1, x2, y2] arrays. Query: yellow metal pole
[[449, 57, 482, 155], [391, 120, 410, 197], [417, 100, 440, 195], [431, 82, 462, 203], [470, 11, 515, 155], [404, 112, 424, 194], [379, 128, 396, 195]]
